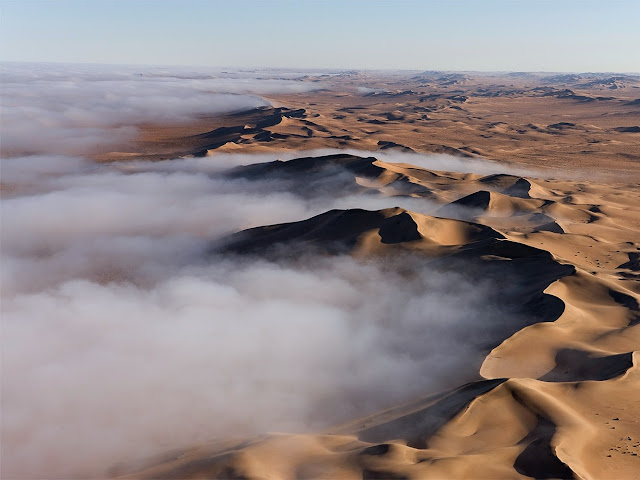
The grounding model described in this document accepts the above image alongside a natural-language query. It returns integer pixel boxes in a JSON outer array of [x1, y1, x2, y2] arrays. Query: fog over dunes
[[0, 63, 322, 155], [3, 63, 639, 480], [0, 64, 530, 477], [1, 150, 524, 478]]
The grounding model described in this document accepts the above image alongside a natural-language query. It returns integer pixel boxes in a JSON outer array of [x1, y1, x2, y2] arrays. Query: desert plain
[[2, 69, 640, 479]]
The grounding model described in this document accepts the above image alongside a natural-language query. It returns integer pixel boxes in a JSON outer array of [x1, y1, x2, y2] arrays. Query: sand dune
[[98, 72, 640, 180], [4, 70, 638, 479], [121, 366, 640, 479], [113, 146, 639, 479]]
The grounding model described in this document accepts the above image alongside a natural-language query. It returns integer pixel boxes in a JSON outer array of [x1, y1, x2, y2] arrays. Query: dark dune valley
[[2, 66, 639, 480]]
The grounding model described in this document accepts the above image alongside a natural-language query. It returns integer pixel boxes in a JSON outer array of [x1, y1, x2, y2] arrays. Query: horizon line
[[2, 60, 639, 76]]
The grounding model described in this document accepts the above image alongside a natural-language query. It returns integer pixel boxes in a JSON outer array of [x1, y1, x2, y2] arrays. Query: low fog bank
[[4, 255, 503, 479], [0, 152, 521, 478], [200, 147, 543, 178], [0, 63, 324, 156], [1, 152, 443, 298], [203, 147, 540, 177], [371, 150, 543, 177]]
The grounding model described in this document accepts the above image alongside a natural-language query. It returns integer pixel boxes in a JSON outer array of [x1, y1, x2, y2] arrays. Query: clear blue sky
[[1, 0, 638, 72]]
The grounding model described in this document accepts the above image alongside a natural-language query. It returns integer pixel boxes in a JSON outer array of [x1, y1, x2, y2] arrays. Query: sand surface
[[114, 152, 639, 479], [106, 72, 640, 479], [7, 71, 639, 479], [99, 72, 640, 180]]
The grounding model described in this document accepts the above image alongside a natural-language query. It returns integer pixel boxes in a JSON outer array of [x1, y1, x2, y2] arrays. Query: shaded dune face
[[223, 153, 432, 199], [216, 206, 501, 255], [115, 152, 640, 480]]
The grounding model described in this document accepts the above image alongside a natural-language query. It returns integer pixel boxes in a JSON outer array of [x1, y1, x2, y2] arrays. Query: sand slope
[[114, 150, 640, 479], [101, 72, 640, 182]]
